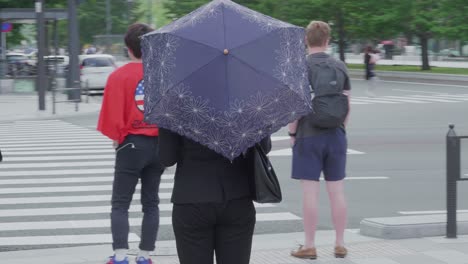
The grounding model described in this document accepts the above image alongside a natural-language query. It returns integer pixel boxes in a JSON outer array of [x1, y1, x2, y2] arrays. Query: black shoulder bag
[[251, 144, 282, 203]]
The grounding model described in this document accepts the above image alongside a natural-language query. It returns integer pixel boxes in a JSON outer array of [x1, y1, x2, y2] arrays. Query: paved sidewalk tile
[[422, 250, 468, 264], [350, 258, 400, 264], [391, 254, 448, 264]]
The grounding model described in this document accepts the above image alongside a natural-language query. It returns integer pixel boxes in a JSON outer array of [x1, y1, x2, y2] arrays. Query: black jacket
[[158, 128, 271, 204]]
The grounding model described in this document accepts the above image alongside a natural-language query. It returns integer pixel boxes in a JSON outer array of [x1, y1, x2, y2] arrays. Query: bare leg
[[301, 180, 320, 248], [326, 180, 347, 247]]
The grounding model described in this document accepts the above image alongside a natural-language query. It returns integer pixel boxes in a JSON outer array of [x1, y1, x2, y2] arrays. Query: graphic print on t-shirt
[[134, 80, 145, 112]]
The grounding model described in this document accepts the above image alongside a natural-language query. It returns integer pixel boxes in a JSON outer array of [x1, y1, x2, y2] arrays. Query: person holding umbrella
[[141, 1, 312, 263]]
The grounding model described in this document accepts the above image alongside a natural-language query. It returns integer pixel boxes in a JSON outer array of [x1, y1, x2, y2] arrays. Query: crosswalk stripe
[[4, 154, 115, 162], [0, 126, 87, 131], [4, 149, 115, 155], [0, 138, 110, 144], [0, 175, 175, 185], [379, 96, 429, 103], [427, 95, 468, 101], [408, 95, 462, 103], [0, 142, 111, 148], [0, 233, 141, 247], [0, 134, 106, 141], [268, 148, 365, 156], [0, 213, 301, 231], [0, 168, 114, 177], [0, 183, 174, 194], [0, 161, 114, 169], [352, 98, 400, 104], [2, 143, 112, 152], [0, 203, 275, 217], [0, 129, 93, 136], [351, 101, 372, 105], [0, 194, 171, 205]]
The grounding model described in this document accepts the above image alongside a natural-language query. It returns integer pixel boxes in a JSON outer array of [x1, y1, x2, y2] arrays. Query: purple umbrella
[[141, 0, 311, 160]]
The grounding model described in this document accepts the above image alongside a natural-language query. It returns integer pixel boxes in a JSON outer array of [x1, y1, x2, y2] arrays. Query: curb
[[348, 69, 468, 85], [360, 213, 468, 239]]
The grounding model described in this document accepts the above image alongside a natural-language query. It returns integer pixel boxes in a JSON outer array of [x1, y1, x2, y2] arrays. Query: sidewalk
[[0, 231, 467, 264], [0, 92, 102, 122]]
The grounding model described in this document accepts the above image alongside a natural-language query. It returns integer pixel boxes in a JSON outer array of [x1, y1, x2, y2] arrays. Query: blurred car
[[439, 49, 461, 57], [6, 52, 34, 76], [45, 55, 69, 77], [79, 54, 117, 94]]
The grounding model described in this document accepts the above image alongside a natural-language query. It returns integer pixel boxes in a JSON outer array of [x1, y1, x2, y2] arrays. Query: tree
[[405, 0, 442, 70], [437, 0, 468, 55], [0, 0, 66, 47]]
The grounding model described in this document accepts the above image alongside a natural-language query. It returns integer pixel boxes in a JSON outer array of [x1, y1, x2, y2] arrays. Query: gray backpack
[[307, 56, 349, 129]]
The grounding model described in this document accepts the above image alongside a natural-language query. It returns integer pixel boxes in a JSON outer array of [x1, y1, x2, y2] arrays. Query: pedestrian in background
[[97, 23, 164, 264], [289, 21, 350, 260], [364, 46, 379, 97]]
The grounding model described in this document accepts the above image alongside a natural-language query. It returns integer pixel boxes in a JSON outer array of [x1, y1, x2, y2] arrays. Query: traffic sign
[[1, 23, 13, 33]]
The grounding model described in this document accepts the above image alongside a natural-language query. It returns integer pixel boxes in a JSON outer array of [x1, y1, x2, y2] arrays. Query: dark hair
[[124, 23, 154, 59]]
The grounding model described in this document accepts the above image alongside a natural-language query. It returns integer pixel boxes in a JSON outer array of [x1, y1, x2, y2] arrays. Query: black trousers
[[172, 198, 256, 264], [111, 134, 164, 251]]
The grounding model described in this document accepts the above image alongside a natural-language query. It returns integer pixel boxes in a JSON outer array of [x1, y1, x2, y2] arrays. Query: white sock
[[137, 250, 151, 259], [114, 249, 128, 261]]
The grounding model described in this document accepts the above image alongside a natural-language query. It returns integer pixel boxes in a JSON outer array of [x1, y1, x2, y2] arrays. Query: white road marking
[[4, 149, 115, 155], [0, 168, 114, 177], [269, 148, 365, 156], [0, 194, 171, 205], [346, 177, 388, 180], [0, 233, 140, 246], [0, 174, 175, 185], [0, 183, 174, 194], [0, 161, 114, 169], [2, 143, 110, 152], [378, 96, 429, 103], [0, 142, 111, 148], [271, 136, 290, 142], [391, 89, 449, 94], [0, 203, 275, 217], [0, 134, 106, 141], [0, 213, 301, 231], [408, 95, 462, 103], [4, 154, 115, 162], [352, 98, 400, 104], [0, 138, 110, 144]]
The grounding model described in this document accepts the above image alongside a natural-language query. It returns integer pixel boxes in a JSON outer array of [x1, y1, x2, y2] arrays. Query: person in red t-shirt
[[98, 23, 163, 264]]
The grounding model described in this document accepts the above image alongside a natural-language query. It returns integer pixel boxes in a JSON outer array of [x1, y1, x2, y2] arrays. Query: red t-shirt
[[97, 62, 158, 143]]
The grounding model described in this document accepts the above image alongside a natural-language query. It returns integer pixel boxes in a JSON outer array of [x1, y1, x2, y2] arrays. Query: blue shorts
[[292, 128, 347, 182]]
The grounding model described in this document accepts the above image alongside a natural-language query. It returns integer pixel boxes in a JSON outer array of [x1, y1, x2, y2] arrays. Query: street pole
[[36, 0, 47, 111], [446, 124, 459, 238], [67, 0, 81, 101], [106, 0, 112, 35]]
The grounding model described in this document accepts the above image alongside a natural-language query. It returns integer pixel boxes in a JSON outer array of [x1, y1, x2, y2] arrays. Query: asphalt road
[[0, 79, 467, 251], [63, 79, 468, 230]]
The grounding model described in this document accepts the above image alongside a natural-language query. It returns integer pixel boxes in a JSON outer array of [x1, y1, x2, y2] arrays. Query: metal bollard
[[446, 124, 460, 238]]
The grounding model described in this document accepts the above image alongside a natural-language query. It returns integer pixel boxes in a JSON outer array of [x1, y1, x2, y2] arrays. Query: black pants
[[111, 135, 164, 251], [172, 198, 256, 264]]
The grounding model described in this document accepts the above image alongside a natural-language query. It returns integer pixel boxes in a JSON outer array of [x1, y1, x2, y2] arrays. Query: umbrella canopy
[[141, 0, 311, 160]]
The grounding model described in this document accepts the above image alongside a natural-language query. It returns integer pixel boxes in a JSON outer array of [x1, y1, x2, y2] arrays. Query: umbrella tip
[[224, 49, 229, 55]]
